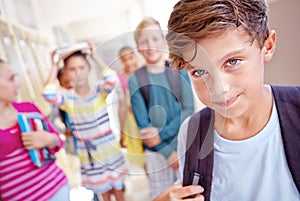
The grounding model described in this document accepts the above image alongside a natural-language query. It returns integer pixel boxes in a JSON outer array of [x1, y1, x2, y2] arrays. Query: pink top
[[0, 102, 67, 201], [119, 73, 128, 94]]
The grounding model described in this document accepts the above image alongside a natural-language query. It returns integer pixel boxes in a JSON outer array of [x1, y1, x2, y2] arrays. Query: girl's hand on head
[[84, 40, 96, 56], [50, 50, 60, 66]]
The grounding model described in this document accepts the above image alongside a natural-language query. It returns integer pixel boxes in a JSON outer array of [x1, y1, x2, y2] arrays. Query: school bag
[[135, 60, 182, 107], [184, 86, 300, 200]]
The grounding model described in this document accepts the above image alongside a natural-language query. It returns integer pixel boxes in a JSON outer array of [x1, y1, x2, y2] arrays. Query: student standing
[[0, 59, 69, 201], [118, 46, 145, 170], [128, 17, 194, 199], [154, 0, 300, 200], [43, 42, 127, 201]]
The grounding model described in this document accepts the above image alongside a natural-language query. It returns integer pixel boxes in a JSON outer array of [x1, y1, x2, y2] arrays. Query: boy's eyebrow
[[217, 48, 246, 65]]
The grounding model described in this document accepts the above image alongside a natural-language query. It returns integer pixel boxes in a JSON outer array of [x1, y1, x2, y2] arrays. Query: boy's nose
[[145, 40, 155, 48], [210, 71, 230, 95]]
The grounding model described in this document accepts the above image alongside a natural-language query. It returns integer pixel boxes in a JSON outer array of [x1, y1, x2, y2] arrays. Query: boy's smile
[[182, 27, 275, 123], [214, 95, 239, 108]]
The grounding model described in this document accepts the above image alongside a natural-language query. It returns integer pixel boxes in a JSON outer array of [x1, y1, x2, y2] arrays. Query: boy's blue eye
[[226, 59, 239, 66], [192, 69, 207, 77]]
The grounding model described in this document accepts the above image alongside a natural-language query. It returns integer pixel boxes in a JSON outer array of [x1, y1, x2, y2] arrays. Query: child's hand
[[84, 40, 96, 56], [120, 131, 127, 148], [153, 183, 204, 201], [140, 127, 161, 147], [21, 131, 56, 150], [64, 129, 73, 137], [51, 50, 59, 66], [167, 151, 179, 170]]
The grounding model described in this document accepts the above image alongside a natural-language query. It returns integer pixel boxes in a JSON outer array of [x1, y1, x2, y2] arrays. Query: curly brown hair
[[166, 0, 270, 70]]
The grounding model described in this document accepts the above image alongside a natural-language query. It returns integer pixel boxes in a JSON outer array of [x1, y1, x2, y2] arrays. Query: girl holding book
[[0, 59, 69, 201], [43, 41, 127, 201]]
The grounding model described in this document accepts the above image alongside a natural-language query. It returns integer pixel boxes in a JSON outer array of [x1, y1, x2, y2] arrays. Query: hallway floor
[[55, 148, 151, 201]]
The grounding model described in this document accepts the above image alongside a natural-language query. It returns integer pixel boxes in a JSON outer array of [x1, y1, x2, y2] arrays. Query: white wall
[[265, 0, 300, 86]]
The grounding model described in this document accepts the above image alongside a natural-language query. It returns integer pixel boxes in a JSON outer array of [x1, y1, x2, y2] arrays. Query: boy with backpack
[[128, 17, 194, 199], [154, 0, 300, 200]]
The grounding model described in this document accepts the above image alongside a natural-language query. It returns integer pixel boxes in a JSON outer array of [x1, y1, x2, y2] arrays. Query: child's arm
[[128, 75, 176, 160], [19, 102, 64, 153], [86, 40, 108, 72], [156, 71, 194, 143], [42, 51, 64, 106], [44, 50, 60, 86], [21, 130, 59, 150], [117, 83, 128, 147]]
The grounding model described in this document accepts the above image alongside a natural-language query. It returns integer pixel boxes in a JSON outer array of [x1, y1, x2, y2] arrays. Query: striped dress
[[43, 69, 127, 193], [0, 102, 68, 201]]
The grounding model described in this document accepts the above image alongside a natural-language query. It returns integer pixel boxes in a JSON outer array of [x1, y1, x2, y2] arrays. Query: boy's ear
[[263, 30, 276, 63]]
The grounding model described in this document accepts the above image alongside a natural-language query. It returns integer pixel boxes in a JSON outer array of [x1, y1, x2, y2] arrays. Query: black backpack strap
[[165, 60, 182, 103], [135, 62, 182, 108], [272, 86, 300, 193], [183, 108, 214, 200], [135, 66, 150, 107]]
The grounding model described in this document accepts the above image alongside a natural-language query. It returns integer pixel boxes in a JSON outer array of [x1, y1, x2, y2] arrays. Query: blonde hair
[[134, 17, 163, 44]]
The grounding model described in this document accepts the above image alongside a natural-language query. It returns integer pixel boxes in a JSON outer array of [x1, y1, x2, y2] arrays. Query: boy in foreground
[[154, 0, 300, 200]]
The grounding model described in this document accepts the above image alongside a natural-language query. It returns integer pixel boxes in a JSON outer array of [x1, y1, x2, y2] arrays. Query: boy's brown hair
[[166, 0, 270, 70], [134, 17, 164, 45]]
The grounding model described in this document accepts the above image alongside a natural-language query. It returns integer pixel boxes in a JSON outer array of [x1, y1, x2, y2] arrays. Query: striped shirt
[[0, 102, 68, 201], [43, 69, 127, 193]]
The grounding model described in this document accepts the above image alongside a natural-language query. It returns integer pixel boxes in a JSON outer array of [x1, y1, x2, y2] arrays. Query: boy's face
[[137, 24, 166, 65], [182, 27, 276, 119]]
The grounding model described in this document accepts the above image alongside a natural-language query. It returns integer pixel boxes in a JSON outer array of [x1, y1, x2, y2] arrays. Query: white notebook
[[53, 42, 90, 63]]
